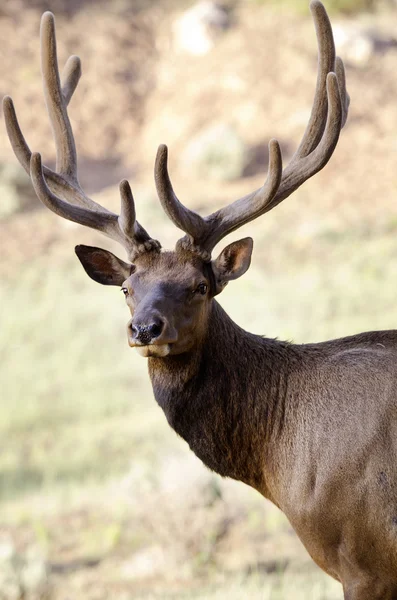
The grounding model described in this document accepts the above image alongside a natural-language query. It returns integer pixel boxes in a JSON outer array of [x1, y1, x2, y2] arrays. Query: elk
[[4, 2, 397, 598]]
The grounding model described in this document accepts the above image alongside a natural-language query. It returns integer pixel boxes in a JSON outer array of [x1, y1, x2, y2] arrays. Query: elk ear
[[211, 237, 253, 294], [75, 245, 133, 286]]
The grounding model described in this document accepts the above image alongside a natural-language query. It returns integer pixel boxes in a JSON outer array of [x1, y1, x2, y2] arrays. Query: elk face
[[75, 238, 253, 358]]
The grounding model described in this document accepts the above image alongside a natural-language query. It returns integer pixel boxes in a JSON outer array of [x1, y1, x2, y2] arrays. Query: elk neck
[[148, 299, 306, 502]]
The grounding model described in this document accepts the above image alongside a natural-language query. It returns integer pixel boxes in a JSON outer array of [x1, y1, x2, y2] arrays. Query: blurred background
[[1, 0, 397, 598]]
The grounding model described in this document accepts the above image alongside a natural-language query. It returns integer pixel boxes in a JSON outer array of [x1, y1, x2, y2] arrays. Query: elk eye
[[196, 282, 208, 295], [121, 287, 128, 297]]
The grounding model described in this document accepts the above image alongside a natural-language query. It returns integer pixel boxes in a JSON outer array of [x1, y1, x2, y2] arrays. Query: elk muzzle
[[130, 320, 163, 344], [127, 314, 178, 358]]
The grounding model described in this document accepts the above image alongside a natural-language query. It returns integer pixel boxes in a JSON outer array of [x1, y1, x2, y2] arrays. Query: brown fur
[[153, 304, 397, 599], [76, 244, 397, 599]]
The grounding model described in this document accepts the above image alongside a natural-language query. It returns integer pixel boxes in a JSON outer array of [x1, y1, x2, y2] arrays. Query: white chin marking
[[135, 344, 170, 358]]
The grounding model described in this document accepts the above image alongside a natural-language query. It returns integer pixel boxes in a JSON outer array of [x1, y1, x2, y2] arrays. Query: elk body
[[4, 3, 397, 599]]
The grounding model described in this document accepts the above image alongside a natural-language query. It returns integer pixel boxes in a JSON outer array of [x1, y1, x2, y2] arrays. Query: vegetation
[[249, 0, 377, 15]]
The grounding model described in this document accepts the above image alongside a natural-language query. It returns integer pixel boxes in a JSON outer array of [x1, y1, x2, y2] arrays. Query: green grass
[[131, 570, 342, 599], [0, 252, 171, 501]]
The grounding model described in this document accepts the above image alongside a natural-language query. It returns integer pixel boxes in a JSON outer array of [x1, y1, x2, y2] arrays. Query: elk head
[[75, 234, 254, 357], [3, 2, 349, 358]]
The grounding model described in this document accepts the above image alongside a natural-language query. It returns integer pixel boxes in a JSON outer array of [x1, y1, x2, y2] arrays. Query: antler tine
[[3, 95, 33, 178], [60, 55, 81, 107], [119, 179, 136, 235], [3, 52, 78, 176], [119, 179, 159, 251], [4, 11, 160, 261], [155, 144, 206, 240], [264, 71, 342, 213], [3, 47, 80, 176], [41, 11, 77, 179], [30, 152, 117, 232], [294, 0, 336, 160], [335, 56, 350, 128]]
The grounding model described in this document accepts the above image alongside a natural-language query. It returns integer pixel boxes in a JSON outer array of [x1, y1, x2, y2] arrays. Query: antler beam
[[154, 0, 349, 260], [3, 12, 160, 261]]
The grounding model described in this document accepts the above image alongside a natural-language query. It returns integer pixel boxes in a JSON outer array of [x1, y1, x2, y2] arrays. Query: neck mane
[[148, 300, 304, 499]]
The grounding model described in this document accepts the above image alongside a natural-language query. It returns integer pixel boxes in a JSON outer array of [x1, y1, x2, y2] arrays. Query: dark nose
[[131, 319, 164, 345]]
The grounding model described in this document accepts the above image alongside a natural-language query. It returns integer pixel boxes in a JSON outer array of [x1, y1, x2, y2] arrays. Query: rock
[[173, 2, 230, 56], [0, 538, 50, 600], [182, 123, 248, 181], [20, 549, 49, 599], [121, 545, 166, 580], [0, 540, 20, 600], [333, 24, 375, 67]]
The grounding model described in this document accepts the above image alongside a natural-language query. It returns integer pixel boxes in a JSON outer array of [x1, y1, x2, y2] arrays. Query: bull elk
[[5, 2, 397, 598]]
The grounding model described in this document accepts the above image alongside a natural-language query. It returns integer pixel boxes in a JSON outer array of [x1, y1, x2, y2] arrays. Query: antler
[[154, 0, 349, 261], [3, 12, 160, 261]]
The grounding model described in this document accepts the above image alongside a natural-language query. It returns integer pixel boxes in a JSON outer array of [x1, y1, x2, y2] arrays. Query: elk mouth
[[134, 344, 171, 358]]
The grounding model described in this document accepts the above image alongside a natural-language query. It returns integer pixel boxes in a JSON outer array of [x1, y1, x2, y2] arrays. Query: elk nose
[[131, 320, 164, 345]]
